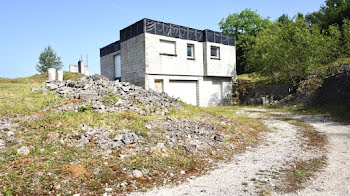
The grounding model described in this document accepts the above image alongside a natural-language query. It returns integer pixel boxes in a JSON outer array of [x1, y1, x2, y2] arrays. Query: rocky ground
[[130, 108, 350, 196], [0, 75, 267, 195], [2, 74, 348, 195], [33, 74, 181, 115]]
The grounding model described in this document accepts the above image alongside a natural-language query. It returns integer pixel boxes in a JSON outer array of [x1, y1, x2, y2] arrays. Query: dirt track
[[130, 108, 350, 196]]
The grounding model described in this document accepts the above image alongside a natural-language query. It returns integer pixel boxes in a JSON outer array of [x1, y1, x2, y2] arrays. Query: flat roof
[[100, 18, 235, 57]]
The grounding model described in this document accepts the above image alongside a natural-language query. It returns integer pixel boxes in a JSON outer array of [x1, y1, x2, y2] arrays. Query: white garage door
[[168, 80, 197, 105]]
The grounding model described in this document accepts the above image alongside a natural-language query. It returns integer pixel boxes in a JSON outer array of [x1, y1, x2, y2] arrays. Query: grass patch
[[275, 156, 327, 193], [0, 73, 84, 117], [272, 103, 350, 123], [102, 91, 119, 106], [237, 72, 267, 83], [291, 120, 327, 149], [0, 82, 64, 117]]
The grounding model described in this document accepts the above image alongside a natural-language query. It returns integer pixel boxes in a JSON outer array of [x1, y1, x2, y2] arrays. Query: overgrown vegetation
[[222, 0, 350, 85], [247, 17, 350, 85]]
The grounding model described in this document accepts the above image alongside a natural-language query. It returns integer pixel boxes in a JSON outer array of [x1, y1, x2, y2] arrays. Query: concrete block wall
[[69, 65, 89, 76], [69, 65, 79, 73], [145, 33, 204, 76], [120, 34, 146, 87], [100, 51, 119, 80], [203, 42, 236, 77]]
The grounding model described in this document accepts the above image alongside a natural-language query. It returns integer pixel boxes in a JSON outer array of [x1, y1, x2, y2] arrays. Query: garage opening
[[168, 80, 197, 105]]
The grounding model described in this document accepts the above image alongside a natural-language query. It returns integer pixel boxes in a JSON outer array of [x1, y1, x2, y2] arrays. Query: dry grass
[[291, 120, 327, 149], [273, 120, 327, 193], [0, 74, 269, 195], [275, 156, 327, 193]]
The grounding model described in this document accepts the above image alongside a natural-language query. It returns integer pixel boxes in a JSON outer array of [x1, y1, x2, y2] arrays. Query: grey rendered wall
[[120, 33, 146, 87], [145, 33, 204, 76], [198, 77, 232, 106], [203, 42, 236, 78], [100, 51, 119, 80]]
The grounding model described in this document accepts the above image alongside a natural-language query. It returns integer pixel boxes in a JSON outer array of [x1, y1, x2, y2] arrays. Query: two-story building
[[100, 18, 236, 106]]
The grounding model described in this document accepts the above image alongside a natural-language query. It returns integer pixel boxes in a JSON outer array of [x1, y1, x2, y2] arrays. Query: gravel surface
[[290, 115, 350, 196], [131, 108, 302, 195], [130, 108, 350, 196]]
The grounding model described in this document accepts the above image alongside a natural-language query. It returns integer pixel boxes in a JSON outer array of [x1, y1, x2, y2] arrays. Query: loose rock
[[132, 169, 143, 178], [43, 74, 181, 114], [17, 146, 30, 155]]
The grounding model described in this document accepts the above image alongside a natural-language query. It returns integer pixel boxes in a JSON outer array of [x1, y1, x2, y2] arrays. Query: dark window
[[211, 46, 220, 58], [187, 44, 194, 58]]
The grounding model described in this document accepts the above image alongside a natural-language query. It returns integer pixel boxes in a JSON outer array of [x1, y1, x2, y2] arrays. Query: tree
[[305, 0, 350, 29], [247, 16, 341, 85], [277, 14, 292, 24], [343, 19, 350, 55], [36, 46, 63, 73], [219, 9, 271, 74]]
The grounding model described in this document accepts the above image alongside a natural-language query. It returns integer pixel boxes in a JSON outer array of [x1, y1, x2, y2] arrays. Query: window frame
[[159, 39, 177, 56], [210, 46, 220, 60], [187, 43, 195, 60]]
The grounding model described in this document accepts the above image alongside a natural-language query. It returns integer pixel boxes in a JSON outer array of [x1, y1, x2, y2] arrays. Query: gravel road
[[290, 115, 350, 196], [130, 108, 350, 196]]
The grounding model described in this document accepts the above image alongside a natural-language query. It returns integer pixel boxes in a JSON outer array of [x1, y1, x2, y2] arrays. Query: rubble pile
[[65, 124, 140, 150], [147, 117, 225, 153], [38, 74, 181, 114]]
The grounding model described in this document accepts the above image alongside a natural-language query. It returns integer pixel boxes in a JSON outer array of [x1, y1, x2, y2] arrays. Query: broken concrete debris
[[36, 74, 181, 114]]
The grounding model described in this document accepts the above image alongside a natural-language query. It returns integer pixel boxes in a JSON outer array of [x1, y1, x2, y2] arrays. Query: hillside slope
[[0, 74, 267, 195]]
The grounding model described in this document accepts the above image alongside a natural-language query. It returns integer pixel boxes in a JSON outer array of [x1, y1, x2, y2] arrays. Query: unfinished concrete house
[[100, 18, 236, 106], [69, 60, 89, 76]]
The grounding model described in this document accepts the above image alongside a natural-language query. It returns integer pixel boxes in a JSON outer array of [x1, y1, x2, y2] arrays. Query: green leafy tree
[[36, 46, 63, 73], [305, 0, 350, 29], [343, 19, 350, 55], [277, 14, 292, 24], [247, 17, 341, 85], [219, 9, 271, 74]]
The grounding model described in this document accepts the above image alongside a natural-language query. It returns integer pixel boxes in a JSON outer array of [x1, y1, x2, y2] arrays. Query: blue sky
[[0, 0, 325, 78]]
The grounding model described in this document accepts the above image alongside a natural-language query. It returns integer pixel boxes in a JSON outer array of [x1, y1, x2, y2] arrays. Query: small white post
[[48, 68, 56, 81], [57, 70, 63, 81]]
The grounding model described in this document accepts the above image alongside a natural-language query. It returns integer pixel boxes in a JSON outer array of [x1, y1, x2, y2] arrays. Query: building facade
[[100, 18, 236, 107], [69, 60, 89, 76]]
